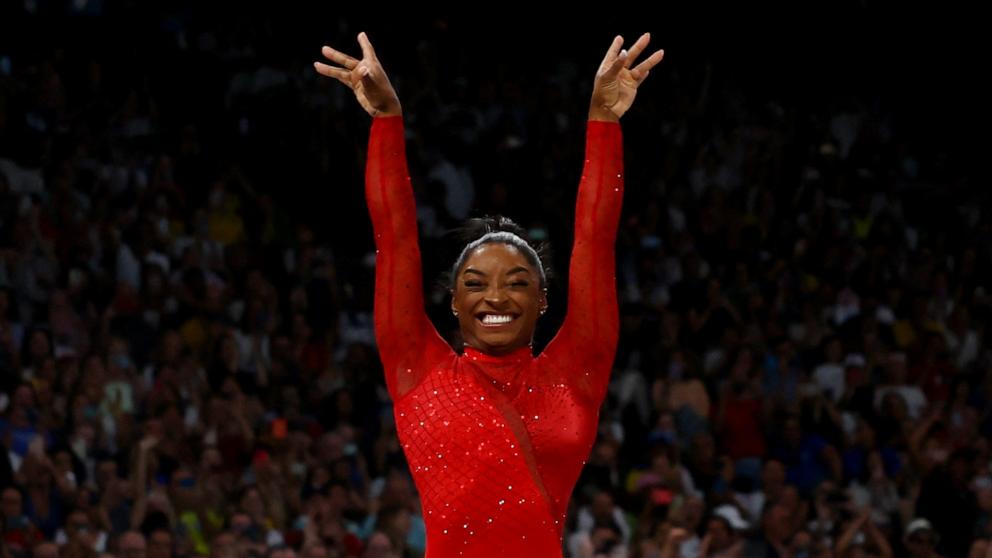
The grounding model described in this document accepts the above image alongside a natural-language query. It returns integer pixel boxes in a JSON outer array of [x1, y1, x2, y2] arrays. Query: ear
[[539, 288, 548, 313]]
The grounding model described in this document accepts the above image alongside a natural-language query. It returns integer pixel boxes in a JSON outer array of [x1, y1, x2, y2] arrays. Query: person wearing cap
[[904, 518, 942, 558], [698, 504, 746, 557]]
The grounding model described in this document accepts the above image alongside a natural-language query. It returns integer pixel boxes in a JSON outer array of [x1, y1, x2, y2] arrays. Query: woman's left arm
[[544, 34, 663, 401]]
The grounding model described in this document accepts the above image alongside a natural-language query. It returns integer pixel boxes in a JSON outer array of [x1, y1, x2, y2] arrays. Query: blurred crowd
[[0, 4, 989, 558]]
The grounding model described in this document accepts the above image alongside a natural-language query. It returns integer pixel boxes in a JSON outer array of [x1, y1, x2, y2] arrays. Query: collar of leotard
[[461, 345, 533, 363]]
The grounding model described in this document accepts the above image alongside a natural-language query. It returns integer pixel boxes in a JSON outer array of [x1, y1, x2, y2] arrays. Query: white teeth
[[481, 314, 514, 324]]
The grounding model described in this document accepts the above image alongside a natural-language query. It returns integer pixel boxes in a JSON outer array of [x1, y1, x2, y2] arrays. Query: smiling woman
[[315, 30, 663, 558], [447, 218, 551, 356]]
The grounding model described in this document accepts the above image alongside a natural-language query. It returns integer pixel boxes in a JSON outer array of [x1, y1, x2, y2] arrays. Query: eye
[[510, 281, 529, 287], [464, 281, 483, 288]]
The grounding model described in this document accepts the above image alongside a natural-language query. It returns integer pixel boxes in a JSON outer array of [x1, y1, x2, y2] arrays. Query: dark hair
[[441, 215, 554, 293]]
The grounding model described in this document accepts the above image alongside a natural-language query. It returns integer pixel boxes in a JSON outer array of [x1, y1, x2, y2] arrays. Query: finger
[[321, 46, 357, 70], [357, 31, 378, 61], [598, 35, 624, 72], [602, 48, 628, 81], [624, 33, 651, 68], [355, 64, 376, 88], [313, 62, 354, 87], [632, 49, 665, 76]]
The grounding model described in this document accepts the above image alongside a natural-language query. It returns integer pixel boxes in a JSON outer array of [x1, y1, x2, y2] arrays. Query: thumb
[[355, 64, 374, 88], [602, 49, 627, 80]]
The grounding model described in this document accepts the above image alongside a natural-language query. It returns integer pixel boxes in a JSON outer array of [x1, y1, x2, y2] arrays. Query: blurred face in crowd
[[318, 432, 344, 462], [54, 450, 73, 473], [380, 469, 414, 508], [779, 485, 801, 512], [783, 417, 802, 448], [451, 243, 547, 356], [200, 447, 223, 473], [28, 330, 50, 361], [33, 543, 59, 558], [854, 420, 876, 448], [230, 512, 254, 537], [730, 349, 753, 379], [681, 497, 704, 530], [842, 542, 867, 558], [763, 504, 793, 542], [26, 458, 53, 490], [2, 487, 22, 520], [161, 331, 183, 363], [884, 352, 907, 383], [95, 462, 122, 502], [591, 491, 615, 521], [83, 354, 106, 382], [66, 510, 90, 539], [591, 525, 620, 552], [825, 338, 843, 363], [13, 384, 34, 410], [705, 518, 734, 550], [221, 334, 239, 368], [302, 544, 329, 558], [791, 530, 813, 556], [363, 532, 394, 558], [384, 508, 411, 539], [327, 484, 349, 512], [905, 530, 938, 557], [593, 440, 618, 465], [118, 531, 147, 558], [880, 392, 908, 422], [170, 469, 198, 509], [148, 529, 172, 558], [211, 533, 236, 558]]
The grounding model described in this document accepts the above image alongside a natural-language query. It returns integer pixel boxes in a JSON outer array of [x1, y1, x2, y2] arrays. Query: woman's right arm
[[366, 115, 449, 397], [316, 33, 448, 398]]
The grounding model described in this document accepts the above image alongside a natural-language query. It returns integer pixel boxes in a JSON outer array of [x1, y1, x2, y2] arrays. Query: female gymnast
[[315, 30, 663, 558]]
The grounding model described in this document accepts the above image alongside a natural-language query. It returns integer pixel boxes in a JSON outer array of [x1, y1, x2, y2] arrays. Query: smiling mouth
[[475, 312, 520, 328]]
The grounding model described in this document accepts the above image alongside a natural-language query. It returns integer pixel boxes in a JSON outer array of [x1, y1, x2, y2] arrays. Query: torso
[[394, 346, 601, 557]]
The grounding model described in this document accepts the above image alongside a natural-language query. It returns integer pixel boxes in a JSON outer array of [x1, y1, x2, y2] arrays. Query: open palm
[[590, 33, 665, 120], [314, 32, 401, 118]]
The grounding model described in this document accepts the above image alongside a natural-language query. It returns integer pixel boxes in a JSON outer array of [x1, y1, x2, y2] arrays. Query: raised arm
[[316, 33, 448, 398], [544, 33, 664, 401]]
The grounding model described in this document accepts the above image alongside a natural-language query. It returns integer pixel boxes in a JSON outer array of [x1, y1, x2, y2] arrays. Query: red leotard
[[366, 114, 622, 557]]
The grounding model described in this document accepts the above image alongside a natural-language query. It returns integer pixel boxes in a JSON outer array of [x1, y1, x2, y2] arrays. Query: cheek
[[512, 290, 541, 311], [454, 293, 479, 313]]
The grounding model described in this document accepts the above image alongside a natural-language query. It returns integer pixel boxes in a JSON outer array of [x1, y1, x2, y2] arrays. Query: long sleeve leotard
[[366, 114, 623, 558]]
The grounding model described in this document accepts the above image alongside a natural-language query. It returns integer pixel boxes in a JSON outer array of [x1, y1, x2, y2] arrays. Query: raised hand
[[314, 31, 402, 118], [590, 33, 665, 121]]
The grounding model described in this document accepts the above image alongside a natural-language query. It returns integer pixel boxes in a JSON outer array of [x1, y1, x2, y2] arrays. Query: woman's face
[[451, 243, 546, 356]]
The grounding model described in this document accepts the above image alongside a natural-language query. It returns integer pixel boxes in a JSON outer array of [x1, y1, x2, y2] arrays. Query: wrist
[[374, 101, 403, 118], [588, 105, 620, 122]]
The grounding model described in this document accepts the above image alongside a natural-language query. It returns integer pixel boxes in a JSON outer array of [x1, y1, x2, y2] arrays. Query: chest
[[394, 362, 599, 471]]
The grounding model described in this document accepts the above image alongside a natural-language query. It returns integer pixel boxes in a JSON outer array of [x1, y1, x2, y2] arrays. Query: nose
[[484, 284, 508, 305]]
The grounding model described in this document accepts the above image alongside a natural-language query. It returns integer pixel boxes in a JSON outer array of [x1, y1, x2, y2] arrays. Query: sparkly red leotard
[[366, 115, 622, 557]]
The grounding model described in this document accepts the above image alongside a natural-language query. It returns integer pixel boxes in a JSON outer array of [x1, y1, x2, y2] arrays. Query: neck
[[462, 343, 532, 359]]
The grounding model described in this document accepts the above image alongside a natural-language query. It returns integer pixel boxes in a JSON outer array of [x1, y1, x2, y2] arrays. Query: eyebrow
[[462, 266, 532, 277]]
